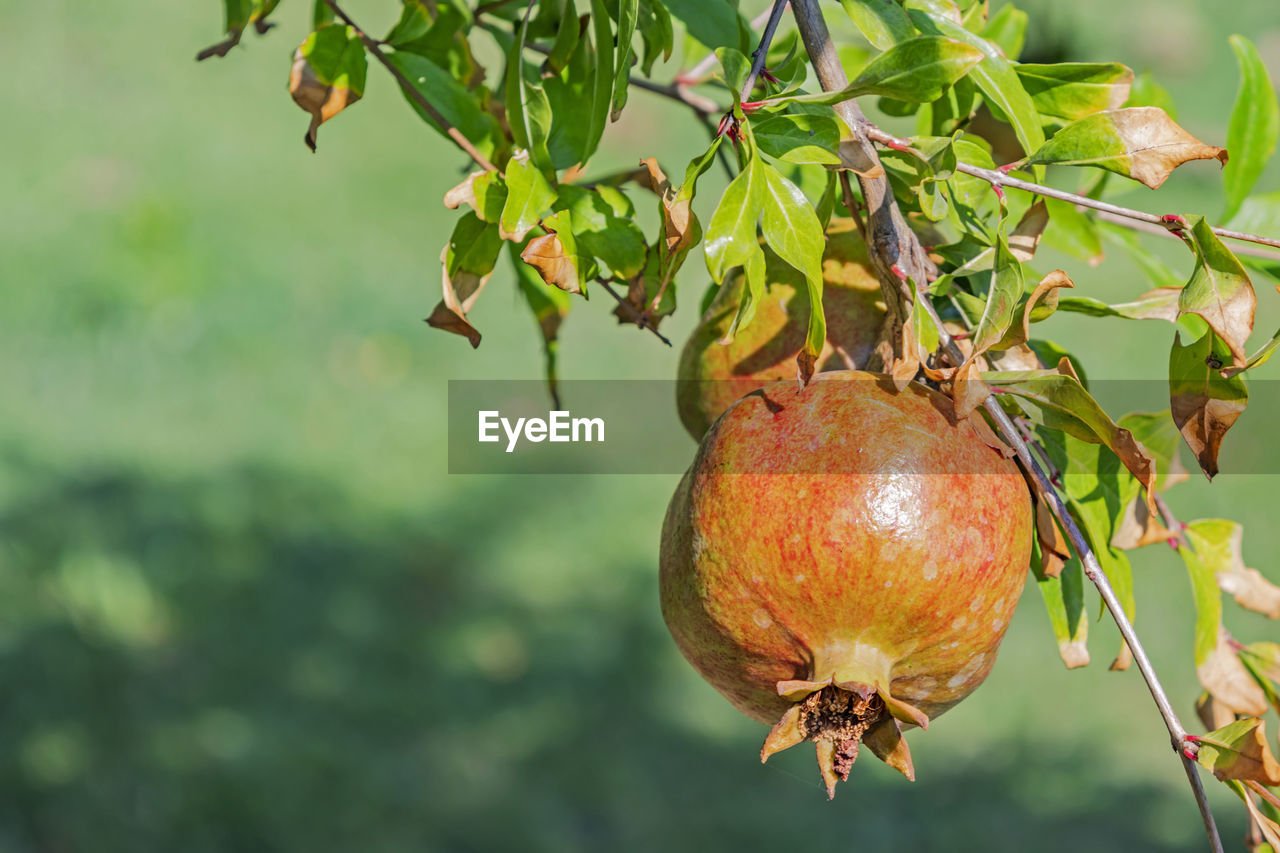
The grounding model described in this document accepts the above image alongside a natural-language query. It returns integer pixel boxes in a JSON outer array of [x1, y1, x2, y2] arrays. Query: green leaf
[[1036, 429, 1138, 646], [982, 4, 1026, 61], [1038, 198, 1103, 264], [969, 225, 1023, 355], [1015, 62, 1134, 122], [725, 244, 769, 340], [1223, 35, 1280, 222], [1169, 327, 1249, 479], [511, 243, 573, 406], [636, 0, 674, 75], [552, 185, 647, 278], [987, 370, 1157, 500], [1177, 215, 1257, 367], [663, 0, 746, 52], [546, 0, 581, 73], [704, 155, 764, 284], [715, 47, 752, 96], [1055, 288, 1180, 323], [289, 24, 368, 151], [385, 1, 433, 46], [751, 114, 842, 165], [759, 161, 827, 366], [385, 50, 505, 161], [1031, 541, 1090, 669], [611, 0, 640, 120], [1118, 411, 1183, 492], [1196, 717, 1280, 785], [584, 0, 616, 163], [1026, 107, 1227, 189], [909, 9, 1046, 161], [1178, 522, 1224, 665], [499, 153, 558, 241], [505, 9, 554, 175], [1225, 190, 1280, 237], [313, 0, 334, 28], [839, 0, 917, 51], [776, 36, 984, 106], [447, 212, 503, 277]]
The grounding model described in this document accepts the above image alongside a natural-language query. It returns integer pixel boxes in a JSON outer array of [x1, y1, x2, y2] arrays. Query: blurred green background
[[4, 1, 1280, 850]]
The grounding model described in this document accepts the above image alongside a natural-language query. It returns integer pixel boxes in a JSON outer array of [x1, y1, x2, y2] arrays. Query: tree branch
[[865, 125, 1280, 255], [597, 279, 672, 346], [739, 1, 790, 102], [321, 0, 499, 173], [788, 1, 1223, 849]]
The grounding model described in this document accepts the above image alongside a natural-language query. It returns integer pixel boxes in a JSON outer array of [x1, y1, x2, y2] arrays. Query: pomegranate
[[659, 373, 1032, 797], [676, 220, 884, 439]]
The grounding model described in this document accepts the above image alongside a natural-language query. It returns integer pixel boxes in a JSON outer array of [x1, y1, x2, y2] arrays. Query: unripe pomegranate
[[660, 373, 1032, 797], [676, 220, 884, 440]]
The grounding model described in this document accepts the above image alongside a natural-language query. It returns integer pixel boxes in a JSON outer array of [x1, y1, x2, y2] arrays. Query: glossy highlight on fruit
[[676, 220, 885, 440], [659, 373, 1032, 797]]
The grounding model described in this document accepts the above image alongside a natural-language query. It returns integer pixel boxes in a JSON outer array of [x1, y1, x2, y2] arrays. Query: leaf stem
[[788, 1, 1224, 849], [321, 0, 500, 173], [1248, 780, 1280, 812]]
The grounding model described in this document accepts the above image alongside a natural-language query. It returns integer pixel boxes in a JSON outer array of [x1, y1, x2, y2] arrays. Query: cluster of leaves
[[201, 0, 1280, 840]]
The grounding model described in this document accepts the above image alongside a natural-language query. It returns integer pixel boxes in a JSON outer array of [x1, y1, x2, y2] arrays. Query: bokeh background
[[4, 1, 1280, 850]]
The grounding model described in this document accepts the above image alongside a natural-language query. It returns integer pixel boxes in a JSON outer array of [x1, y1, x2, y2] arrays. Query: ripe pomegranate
[[659, 373, 1032, 797], [676, 220, 884, 440]]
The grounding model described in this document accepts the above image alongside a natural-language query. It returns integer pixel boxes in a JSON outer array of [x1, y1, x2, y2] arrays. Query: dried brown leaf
[[639, 157, 696, 257], [1111, 107, 1228, 189], [952, 359, 989, 419], [1110, 641, 1132, 671], [1197, 690, 1238, 732], [1034, 493, 1070, 579], [1111, 495, 1175, 550], [443, 172, 481, 210], [1009, 200, 1049, 263], [520, 232, 583, 295], [1020, 270, 1074, 342], [1200, 630, 1269, 717], [425, 247, 490, 348], [1212, 525, 1280, 618]]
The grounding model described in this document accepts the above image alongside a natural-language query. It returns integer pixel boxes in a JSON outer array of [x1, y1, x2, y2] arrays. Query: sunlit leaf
[[1031, 539, 1090, 669], [520, 210, 587, 295], [385, 50, 505, 161], [1177, 215, 1256, 368], [840, 0, 917, 51], [1015, 62, 1133, 122], [1055, 287, 1181, 323], [499, 152, 558, 242], [969, 224, 1023, 356], [1223, 35, 1280, 222], [1197, 717, 1280, 785], [610, 0, 639, 120], [751, 114, 842, 165], [1041, 198, 1104, 265], [704, 155, 765, 284], [759, 161, 827, 381], [289, 25, 367, 151], [1186, 519, 1280, 619], [1026, 107, 1227, 189], [982, 4, 1026, 61]]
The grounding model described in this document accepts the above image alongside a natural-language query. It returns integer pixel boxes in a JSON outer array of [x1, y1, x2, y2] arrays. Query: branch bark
[[788, 2, 1223, 849]]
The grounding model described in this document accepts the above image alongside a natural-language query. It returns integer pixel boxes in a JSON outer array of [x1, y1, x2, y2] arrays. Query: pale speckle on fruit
[[947, 653, 987, 688], [951, 615, 967, 629], [883, 579, 893, 589], [991, 617, 1004, 631], [794, 573, 806, 583], [753, 609, 774, 629], [921, 558, 938, 581]]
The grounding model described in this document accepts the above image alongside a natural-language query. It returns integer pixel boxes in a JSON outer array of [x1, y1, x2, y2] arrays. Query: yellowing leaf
[[289, 25, 367, 152], [520, 211, 586, 295], [1189, 520, 1280, 619], [1196, 690, 1238, 732], [1177, 216, 1257, 369], [1170, 328, 1249, 479], [1197, 717, 1280, 785], [426, 245, 491, 348], [1027, 107, 1227, 189]]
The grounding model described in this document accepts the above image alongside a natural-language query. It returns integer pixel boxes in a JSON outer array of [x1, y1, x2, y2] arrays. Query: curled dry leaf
[[1199, 629, 1269, 717], [426, 246, 491, 348], [1207, 523, 1280, 618], [639, 157, 696, 258], [1177, 216, 1257, 369], [289, 25, 367, 152], [1197, 690, 1238, 732], [1009, 200, 1049, 262], [1232, 782, 1280, 852], [1034, 492, 1070, 579], [951, 359, 990, 419], [1110, 642, 1132, 672], [1110, 495, 1174, 550], [1196, 717, 1280, 785], [1027, 107, 1227, 189], [443, 172, 481, 211], [1170, 329, 1249, 480], [520, 214, 585, 295]]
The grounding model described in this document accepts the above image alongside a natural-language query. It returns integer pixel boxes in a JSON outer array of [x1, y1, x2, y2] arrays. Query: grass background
[[2, 0, 1280, 849]]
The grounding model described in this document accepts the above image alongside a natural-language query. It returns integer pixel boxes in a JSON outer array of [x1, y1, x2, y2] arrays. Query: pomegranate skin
[[660, 374, 1032, 733], [676, 221, 885, 440]]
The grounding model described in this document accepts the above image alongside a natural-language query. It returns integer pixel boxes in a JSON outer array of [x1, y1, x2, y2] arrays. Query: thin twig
[[677, 4, 785, 86], [598, 279, 672, 346], [1090, 209, 1280, 262], [739, 1, 791, 102], [322, 0, 499, 173], [865, 126, 1280, 254], [1248, 780, 1280, 812], [788, 1, 1223, 849]]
